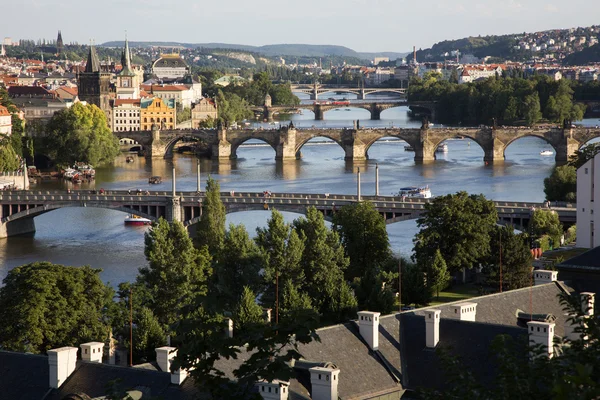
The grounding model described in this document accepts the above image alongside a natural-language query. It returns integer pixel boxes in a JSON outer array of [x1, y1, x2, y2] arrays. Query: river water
[[1, 97, 599, 287]]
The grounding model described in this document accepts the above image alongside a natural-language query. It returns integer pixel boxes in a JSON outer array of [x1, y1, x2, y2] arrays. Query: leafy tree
[[196, 176, 226, 256], [213, 224, 264, 312], [400, 259, 430, 306], [281, 279, 314, 316], [216, 90, 253, 126], [415, 192, 498, 275], [176, 106, 192, 124], [0, 262, 112, 353], [0, 136, 20, 172], [353, 268, 396, 315], [544, 165, 577, 202], [130, 307, 166, 362], [255, 210, 305, 309], [568, 143, 600, 169], [235, 286, 265, 335], [42, 102, 119, 166], [293, 207, 356, 323], [139, 218, 212, 332], [198, 115, 217, 129], [333, 202, 392, 281], [483, 226, 532, 291], [428, 249, 451, 299], [523, 92, 542, 126], [530, 209, 563, 249]]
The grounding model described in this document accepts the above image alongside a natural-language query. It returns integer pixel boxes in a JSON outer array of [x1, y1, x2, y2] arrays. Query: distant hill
[[415, 35, 521, 62], [100, 41, 407, 61], [564, 44, 600, 65]]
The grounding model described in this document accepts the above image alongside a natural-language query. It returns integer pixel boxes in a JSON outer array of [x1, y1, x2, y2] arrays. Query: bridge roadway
[[289, 84, 407, 100], [115, 125, 600, 163], [0, 189, 576, 238]]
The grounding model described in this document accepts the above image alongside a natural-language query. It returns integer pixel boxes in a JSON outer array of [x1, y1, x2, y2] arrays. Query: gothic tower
[[116, 37, 139, 99], [78, 44, 111, 113], [56, 31, 64, 55]]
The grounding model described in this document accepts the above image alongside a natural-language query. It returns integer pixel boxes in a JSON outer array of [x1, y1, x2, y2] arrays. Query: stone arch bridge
[[0, 189, 575, 238], [114, 125, 600, 163], [290, 84, 407, 100]]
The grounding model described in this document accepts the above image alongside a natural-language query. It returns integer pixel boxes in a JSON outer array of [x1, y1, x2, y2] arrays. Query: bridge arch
[[364, 136, 409, 159], [295, 135, 345, 157], [503, 134, 558, 160], [164, 135, 208, 158], [322, 106, 371, 119], [230, 137, 278, 159]]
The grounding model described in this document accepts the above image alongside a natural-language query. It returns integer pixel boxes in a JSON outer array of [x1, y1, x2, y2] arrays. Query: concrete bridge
[[251, 101, 436, 121], [0, 189, 576, 238], [290, 83, 407, 100], [114, 125, 600, 163]]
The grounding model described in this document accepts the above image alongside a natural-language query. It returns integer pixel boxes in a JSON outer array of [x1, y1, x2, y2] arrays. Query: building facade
[[112, 99, 141, 132], [77, 45, 112, 125], [140, 97, 176, 131], [0, 105, 12, 135], [577, 153, 600, 248], [191, 98, 217, 128], [151, 54, 190, 80]]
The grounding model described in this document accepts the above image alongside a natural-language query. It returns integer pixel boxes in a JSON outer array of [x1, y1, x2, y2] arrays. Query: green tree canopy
[[140, 218, 212, 332], [427, 249, 451, 299], [568, 143, 600, 170], [544, 165, 577, 202], [196, 176, 226, 256], [415, 192, 498, 274], [234, 286, 265, 335], [483, 225, 532, 291], [332, 202, 392, 281], [0, 262, 112, 354], [43, 102, 119, 167], [530, 209, 563, 249]]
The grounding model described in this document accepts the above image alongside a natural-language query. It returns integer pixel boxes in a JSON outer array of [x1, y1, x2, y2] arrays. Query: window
[[586, 168, 589, 174]]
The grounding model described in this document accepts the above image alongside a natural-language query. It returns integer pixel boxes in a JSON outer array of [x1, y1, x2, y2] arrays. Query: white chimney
[[448, 302, 477, 321], [80, 342, 104, 363], [48, 347, 78, 388], [527, 321, 555, 358], [256, 379, 289, 400], [357, 311, 380, 350], [425, 309, 441, 348], [581, 292, 595, 316], [564, 313, 584, 342], [225, 318, 234, 338], [533, 270, 558, 286], [156, 346, 188, 385], [309, 366, 339, 400]]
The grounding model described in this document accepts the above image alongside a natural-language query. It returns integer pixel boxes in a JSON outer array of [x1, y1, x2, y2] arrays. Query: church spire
[[85, 41, 100, 73], [119, 35, 135, 76]]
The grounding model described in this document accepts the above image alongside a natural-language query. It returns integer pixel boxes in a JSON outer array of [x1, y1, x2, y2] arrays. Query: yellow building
[[140, 97, 176, 131]]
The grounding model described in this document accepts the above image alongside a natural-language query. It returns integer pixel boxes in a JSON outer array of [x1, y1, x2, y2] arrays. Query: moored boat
[[404, 145, 414, 152], [436, 143, 449, 153], [124, 214, 151, 226], [148, 176, 162, 184], [540, 150, 554, 156], [398, 186, 433, 199], [74, 162, 96, 178], [126, 156, 134, 163]]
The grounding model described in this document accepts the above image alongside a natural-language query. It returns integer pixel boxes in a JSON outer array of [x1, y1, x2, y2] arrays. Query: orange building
[[140, 97, 176, 131]]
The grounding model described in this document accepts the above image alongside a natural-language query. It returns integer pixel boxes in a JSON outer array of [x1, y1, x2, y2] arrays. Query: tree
[[523, 92, 542, 126], [332, 202, 392, 281], [530, 209, 563, 249], [0, 136, 20, 172], [293, 207, 356, 323], [139, 218, 212, 332], [255, 210, 305, 309], [353, 268, 396, 314], [280, 279, 314, 316], [568, 142, 600, 169], [415, 192, 498, 275], [213, 224, 264, 312], [131, 307, 167, 362], [198, 115, 216, 129], [428, 249, 451, 299], [483, 226, 532, 291], [176, 106, 192, 124], [235, 286, 265, 335], [196, 176, 226, 256], [544, 165, 577, 202], [43, 102, 119, 166], [0, 262, 112, 354]]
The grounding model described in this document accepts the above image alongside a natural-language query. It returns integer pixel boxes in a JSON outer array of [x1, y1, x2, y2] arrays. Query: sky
[[3, 0, 599, 52]]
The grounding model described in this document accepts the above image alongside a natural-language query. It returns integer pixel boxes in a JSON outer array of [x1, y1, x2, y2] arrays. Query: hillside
[[101, 41, 407, 61], [564, 44, 600, 65], [415, 35, 522, 62]]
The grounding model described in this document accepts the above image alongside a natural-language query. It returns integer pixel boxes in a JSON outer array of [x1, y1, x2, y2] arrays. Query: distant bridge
[[0, 189, 575, 238], [114, 125, 600, 163], [290, 83, 407, 100]]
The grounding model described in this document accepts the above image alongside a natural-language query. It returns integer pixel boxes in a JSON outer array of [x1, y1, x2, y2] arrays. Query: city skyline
[[2, 0, 600, 53]]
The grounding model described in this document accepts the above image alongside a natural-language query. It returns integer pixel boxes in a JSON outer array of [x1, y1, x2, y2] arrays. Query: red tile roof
[[114, 99, 141, 106], [0, 105, 11, 117]]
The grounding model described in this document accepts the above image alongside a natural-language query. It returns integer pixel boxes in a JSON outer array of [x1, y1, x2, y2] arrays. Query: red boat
[[124, 214, 151, 226]]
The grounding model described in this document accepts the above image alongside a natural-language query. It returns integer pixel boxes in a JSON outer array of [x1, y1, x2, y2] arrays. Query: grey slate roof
[[0, 351, 51, 400], [557, 246, 600, 271]]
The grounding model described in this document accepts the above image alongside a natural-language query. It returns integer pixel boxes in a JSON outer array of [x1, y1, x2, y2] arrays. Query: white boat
[[124, 214, 151, 226], [436, 143, 449, 153], [63, 168, 77, 179], [540, 150, 554, 156], [398, 186, 432, 199], [74, 163, 96, 178], [404, 145, 414, 152]]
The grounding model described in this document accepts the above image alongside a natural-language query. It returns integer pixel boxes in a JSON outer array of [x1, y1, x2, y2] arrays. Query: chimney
[[225, 318, 234, 338], [425, 309, 441, 348], [448, 302, 477, 322], [357, 311, 380, 350], [527, 321, 555, 358], [581, 292, 595, 316], [47, 347, 78, 388], [256, 380, 289, 400], [80, 342, 104, 363], [309, 366, 339, 400], [533, 270, 558, 286], [156, 346, 188, 385]]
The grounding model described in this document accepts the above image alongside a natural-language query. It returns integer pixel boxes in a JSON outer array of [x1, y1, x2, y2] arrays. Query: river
[[1, 99, 598, 287]]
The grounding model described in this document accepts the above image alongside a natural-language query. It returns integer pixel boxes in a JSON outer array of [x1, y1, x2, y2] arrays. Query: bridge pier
[[555, 130, 580, 164], [357, 88, 365, 100], [211, 127, 232, 160], [166, 197, 183, 223], [263, 106, 274, 122], [148, 125, 167, 158], [314, 104, 324, 121], [413, 129, 436, 163], [483, 133, 506, 164], [370, 104, 382, 120], [276, 126, 298, 160], [0, 217, 36, 238], [342, 130, 367, 161]]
